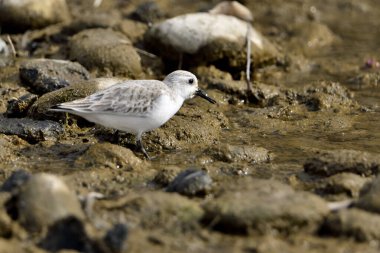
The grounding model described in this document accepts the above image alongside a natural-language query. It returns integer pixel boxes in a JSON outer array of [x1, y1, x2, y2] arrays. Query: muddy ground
[[0, 0, 380, 252]]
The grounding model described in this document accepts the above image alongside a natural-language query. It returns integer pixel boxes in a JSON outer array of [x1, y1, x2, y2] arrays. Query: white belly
[[77, 95, 184, 135]]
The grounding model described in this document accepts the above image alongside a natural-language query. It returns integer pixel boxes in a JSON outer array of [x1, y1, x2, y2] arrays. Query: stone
[[28, 77, 125, 120], [166, 168, 212, 196], [74, 143, 145, 171], [103, 223, 128, 253], [17, 173, 85, 231], [19, 58, 90, 94], [0, 117, 63, 143], [355, 176, 380, 213], [207, 144, 272, 163], [315, 173, 370, 198], [5, 93, 38, 118], [304, 149, 380, 177], [203, 178, 329, 234], [322, 208, 380, 242], [69, 29, 142, 77], [1, 170, 31, 193], [145, 13, 279, 68], [0, 0, 70, 33]]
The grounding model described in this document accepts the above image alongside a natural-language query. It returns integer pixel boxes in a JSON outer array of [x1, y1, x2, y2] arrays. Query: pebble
[[166, 168, 212, 196], [304, 149, 380, 176], [19, 58, 90, 95], [0, 0, 71, 32], [203, 178, 329, 234], [17, 173, 85, 231], [0, 117, 63, 143], [69, 29, 142, 77]]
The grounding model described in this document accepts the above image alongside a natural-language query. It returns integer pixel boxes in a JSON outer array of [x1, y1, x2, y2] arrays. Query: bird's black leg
[[136, 134, 150, 160]]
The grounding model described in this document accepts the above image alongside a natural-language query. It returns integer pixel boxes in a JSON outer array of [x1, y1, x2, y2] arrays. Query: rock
[[17, 173, 85, 231], [322, 208, 380, 242], [74, 143, 146, 171], [0, 38, 11, 67], [290, 22, 337, 51], [115, 19, 149, 44], [299, 81, 358, 112], [19, 58, 90, 95], [203, 178, 329, 234], [0, 134, 29, 164], [103, 223, 128, 253], [114, 191, 203, 232], [209, 1, 253, 22], [0, 0, 70, 33], [1, 170, 31, 192], [28, 77, 125, 120], [207, 144, 272, 163], [129, 1, 164, 24], [304, 149, 380, 177], [39, 216, 100, 252], [355, 176, 380, 213], [315, 173, 370, 198], [69, 29, 142, 77], [64, 10, 122, 34], [166, 168, 212, 196], [0, 117, 63, 143], [145, 106, 227, 150], [347, 71, 380, 88], [5, 93, 38, 118], [153, 166, 182, 186], [145, 13, 279, 68]]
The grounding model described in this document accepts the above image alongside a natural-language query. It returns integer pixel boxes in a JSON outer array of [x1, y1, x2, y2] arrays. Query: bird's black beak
[[195, 89, 216, 104]]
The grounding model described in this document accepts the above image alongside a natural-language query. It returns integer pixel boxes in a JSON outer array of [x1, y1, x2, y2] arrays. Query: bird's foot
[[136, 139, 151, 160]]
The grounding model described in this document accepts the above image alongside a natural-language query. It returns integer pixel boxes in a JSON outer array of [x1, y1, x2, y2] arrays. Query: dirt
[[0, 0, 380, 252]]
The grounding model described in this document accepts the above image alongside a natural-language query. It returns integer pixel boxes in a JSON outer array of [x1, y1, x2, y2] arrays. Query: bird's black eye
[[188, 78, 194, 84]]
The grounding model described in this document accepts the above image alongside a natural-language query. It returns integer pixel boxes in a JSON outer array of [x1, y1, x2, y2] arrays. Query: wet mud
[[0, 0, 380, 252]]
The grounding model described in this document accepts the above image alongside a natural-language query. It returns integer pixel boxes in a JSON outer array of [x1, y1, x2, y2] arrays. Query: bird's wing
[[54, 80, 169, 117]]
